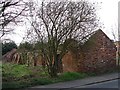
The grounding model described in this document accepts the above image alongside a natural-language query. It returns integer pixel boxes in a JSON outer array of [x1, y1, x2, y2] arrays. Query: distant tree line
[[2, 41, 17, 55]]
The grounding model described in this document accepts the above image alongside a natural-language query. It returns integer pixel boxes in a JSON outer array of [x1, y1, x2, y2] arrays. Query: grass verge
[[2, 63, 90, 89], [2, 63, 117, 89]]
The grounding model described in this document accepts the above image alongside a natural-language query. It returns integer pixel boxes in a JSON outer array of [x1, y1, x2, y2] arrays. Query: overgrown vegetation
[[2, 61, 118, 89], [2, 63, 91, 89]]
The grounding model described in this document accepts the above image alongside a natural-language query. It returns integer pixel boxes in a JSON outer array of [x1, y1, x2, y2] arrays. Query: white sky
[[97, 0, 118, 40], [3, 0, 120, 45]]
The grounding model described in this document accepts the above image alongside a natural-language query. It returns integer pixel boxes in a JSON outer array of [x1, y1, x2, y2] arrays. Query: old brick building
[[3, 29, 117, 73], [62, 29, 117, 73]]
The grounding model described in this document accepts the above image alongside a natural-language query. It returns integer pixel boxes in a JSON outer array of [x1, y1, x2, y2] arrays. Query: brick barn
[[62, 29, 117, 73]]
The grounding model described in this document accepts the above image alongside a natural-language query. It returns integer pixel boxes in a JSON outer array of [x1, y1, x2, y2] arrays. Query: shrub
[[31, 78, 53, 85]]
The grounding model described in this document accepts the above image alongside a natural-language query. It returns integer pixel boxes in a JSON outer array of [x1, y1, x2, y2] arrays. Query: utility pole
[[117, 1, 120, 67]]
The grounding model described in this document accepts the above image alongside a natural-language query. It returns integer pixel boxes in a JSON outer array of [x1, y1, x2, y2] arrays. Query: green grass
[[2, 63, 96, 89], [58, 72, 88, 81], [2, 63, 31, 80], [2, 63, 50, 89]]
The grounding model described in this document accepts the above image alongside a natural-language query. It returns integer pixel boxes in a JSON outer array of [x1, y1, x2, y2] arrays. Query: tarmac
[[23, 72, 119, 90]]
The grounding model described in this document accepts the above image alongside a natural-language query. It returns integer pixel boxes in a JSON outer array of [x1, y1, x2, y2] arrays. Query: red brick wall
[[62, 30, 117, 73], [62, 51, 79, 72], [78, 30, 117, 73]]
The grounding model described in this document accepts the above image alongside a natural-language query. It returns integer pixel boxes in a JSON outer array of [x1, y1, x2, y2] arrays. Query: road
[[25, 79, 119, 90], [25, 73, 119, 90], [75, 79, 119, 88]]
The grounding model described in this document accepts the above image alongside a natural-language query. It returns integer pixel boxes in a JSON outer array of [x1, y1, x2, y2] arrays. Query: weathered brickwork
[[62, 51, 79, 72], [62, 29, 117, 73]]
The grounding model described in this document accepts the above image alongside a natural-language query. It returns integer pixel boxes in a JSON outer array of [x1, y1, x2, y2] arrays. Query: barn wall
[[62, 30, 117, 73], [79, 30, 117, 73]]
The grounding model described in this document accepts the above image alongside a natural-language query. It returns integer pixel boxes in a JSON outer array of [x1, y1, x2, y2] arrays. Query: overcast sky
[[3, 0, 119, 45], [89, 0, 119, 41]]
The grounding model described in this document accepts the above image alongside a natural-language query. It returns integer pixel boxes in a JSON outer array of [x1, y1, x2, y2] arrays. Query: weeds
[[2, 63, 105, 89]]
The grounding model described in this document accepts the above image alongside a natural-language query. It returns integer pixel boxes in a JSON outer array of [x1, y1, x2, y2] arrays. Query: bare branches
[[26, 1, 99, 77], [0, 0, 28, 38]]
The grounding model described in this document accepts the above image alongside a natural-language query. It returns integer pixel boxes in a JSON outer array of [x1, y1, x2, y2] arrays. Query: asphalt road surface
[[75, 79, 119, 88], [25, 79, 119, 90]]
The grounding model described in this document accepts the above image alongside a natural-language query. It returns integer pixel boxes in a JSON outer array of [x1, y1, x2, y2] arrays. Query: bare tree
[[0, 0, 28, 38], [27, 1, 99, 77]]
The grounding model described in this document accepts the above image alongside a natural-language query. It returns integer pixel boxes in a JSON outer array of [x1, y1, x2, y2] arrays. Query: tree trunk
[[33, 57, 37, 66], [49, 66, 58, 77], [55, 54, 63, 73], [58, 58, 63, 73]]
